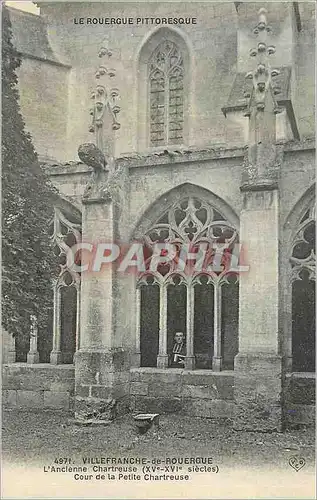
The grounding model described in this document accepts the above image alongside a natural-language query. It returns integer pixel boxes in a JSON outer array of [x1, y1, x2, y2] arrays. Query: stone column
[[75, 285, 81, 353], [133, 286, 141, 367], [185, 283, 195, 369], [50, 286, 62, 364], [27, 315, 39, 364], [282, 264, 293, 373], [234, 188, 284, 431], [212, 283, 222, 371], [233, 7, 285, 432], [157, 284, 168, 368], [75, 196, 127, 419]]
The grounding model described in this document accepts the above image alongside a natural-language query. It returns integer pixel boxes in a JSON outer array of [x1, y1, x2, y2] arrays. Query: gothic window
[[137, 197, 239, 370], [49, 208, 82, 364], [149, 41, 184, 147], [290, 204, 315, 372]]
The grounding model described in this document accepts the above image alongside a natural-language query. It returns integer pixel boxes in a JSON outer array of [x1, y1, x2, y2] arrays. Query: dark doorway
[[222, 280, 239, 370], [167, 284, 187, 360], [292, 273, 315, 372], [61, 285, 77, 364], [194, 283, 214, 369], [140, 285, 159, 367]]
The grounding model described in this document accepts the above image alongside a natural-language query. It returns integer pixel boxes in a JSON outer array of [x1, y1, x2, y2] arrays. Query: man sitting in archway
[[169, 331, 186, 367]]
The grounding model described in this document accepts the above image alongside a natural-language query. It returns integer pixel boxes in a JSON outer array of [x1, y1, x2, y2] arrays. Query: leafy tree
[[2, 6, 56, 358]]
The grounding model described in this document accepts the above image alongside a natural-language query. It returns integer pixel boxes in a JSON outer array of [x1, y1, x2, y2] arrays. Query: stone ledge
[[3, 363, 75, 370], [286, 372, 316, 379]]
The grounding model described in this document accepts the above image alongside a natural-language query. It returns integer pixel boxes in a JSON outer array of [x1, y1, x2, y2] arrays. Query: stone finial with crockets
[[89, 44, 121, 152]]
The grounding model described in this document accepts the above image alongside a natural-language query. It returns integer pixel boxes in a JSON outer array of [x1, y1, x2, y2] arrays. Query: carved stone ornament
[[89, 44, 121, 146], [137, 196, 239, 288], [50, 208, 81, 289]]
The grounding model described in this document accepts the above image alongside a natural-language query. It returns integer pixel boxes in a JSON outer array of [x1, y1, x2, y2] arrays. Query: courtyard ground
[[2, 409, 316, 499]]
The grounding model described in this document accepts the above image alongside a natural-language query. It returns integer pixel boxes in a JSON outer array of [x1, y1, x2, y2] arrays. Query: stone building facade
[[3, 2, 315, 430]]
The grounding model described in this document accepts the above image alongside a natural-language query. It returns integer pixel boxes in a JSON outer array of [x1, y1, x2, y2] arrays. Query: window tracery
[[139, 197, 239, 285], [290, 204, 315, 282], [136, 197, 239, 371], [49, 209, 82, 363], [51, 208, 82, 289], [149, 41, 184, 146], [290, 201, 315, 373]]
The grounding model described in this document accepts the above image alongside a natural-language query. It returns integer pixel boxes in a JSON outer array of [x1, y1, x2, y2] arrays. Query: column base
[[185, 356, 195, 370], [74, 349, 130, 421], [27, 352, 39, 364], [212, 356, 222, 371], [234, 353, 285, 432], [50, 351, 63, 365], [157, 354, 169, 368]]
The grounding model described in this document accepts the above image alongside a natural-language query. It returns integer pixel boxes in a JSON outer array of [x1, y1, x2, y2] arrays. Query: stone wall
[[17, 58, 70, 162], [3, 364, 75, 410], [130, 368, 235, 418], [2, 365, 315, 426], [130, 368, 315, 425], [18, 2, 312, 161]]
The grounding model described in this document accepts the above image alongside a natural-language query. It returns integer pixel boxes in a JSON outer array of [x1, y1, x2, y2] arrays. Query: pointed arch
[[132, 183, 240, 372], [283, 184, 316, 373], [136, 27, 194, 152], [284, 183, 315, 246], [132, 182, 239, 240]]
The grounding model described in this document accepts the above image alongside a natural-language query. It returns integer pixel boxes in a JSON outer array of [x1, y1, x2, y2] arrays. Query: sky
[[5, 1, 40, 14]]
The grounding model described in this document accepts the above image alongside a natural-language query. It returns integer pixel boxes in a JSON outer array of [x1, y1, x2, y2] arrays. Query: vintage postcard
[[2, 0, 316, 498]]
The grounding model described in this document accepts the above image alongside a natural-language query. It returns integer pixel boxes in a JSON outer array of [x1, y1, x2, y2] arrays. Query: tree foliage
[[2, 6, 56, 348]]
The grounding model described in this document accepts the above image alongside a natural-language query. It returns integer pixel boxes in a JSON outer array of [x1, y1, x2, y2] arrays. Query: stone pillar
[[74, 188, 129, 420], [234, 188, 284, 431], [233, 7, 285, 432], [50, 286, 62, 364], [212, 283, 222, 371], [185, 283, 195, 370], [157, 284, 168, 368], [75, 285, 81, 353], [74, 40, 125, 419], [27, 315, 40, 364], [2, 329, 16, 364], [133, 286, 141, 367], [282, 260, 293, 373]]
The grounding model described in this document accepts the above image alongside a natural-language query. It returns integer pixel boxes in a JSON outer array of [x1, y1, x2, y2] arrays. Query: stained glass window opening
[[149, 40, 184, 147]]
